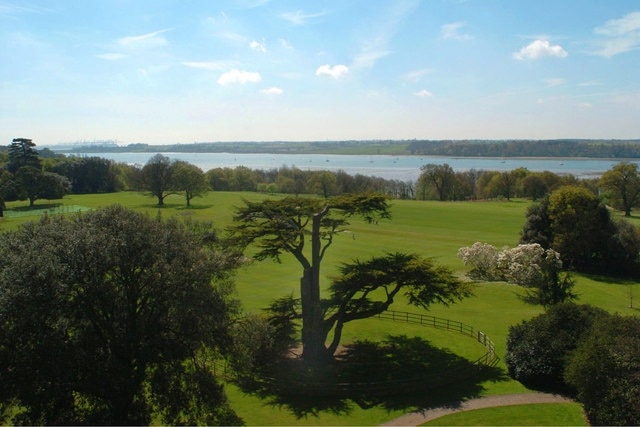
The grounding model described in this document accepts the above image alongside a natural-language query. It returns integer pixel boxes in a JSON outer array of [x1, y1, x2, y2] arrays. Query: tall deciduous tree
[[520, 185, 640, 274], [0, 206, 242, 425], [599, 161, 640, 217], [232, 193, 390, 365], [172, 160, 208, 206], [142, 154, 176, 205], [417, 163, 455, 201]]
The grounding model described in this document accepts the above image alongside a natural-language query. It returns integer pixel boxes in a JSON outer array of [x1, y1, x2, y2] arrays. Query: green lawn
[[2, 191, 637, 425], [422, 403, 587, 426]]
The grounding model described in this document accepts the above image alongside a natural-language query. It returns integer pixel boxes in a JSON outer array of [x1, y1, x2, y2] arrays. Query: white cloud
[[440, 21, 473, 41], [414, 89, 433, 97], [250, 40, 267, 53], [217, 69, 262, 86], [281, 10, 327, 25], [260, 87, 283, 95], [117, 29, 171, 49], [513, 39, 568, 60], [593, 11, 640, 57], [315, 64, 349, 79], [96, 52, 127, 60]]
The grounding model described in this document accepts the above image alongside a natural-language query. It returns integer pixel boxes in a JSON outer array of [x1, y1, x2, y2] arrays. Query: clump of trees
[[506, 305, 640, 426], [458, 242, 575, 307], [0, 138, 70, 208], [0, 206, 243, 425], [415, 163, 582, 202], [520, 185, 640, 275]]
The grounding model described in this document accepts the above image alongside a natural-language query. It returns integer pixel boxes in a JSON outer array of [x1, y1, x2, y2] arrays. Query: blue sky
[[1, 0, 639, 145]]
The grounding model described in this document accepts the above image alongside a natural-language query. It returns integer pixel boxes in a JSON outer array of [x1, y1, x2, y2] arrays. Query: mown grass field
[[2, 191, 638, 425]]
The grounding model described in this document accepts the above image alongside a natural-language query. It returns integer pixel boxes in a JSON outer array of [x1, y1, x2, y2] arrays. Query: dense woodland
[[42, 139, 640, 158]]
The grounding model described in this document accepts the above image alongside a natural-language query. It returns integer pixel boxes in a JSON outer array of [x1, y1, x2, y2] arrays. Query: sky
[[1, 0, 640, 145]]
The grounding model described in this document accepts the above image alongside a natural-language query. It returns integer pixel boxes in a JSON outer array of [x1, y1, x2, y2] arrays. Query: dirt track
[[380, 392, 576, 426]]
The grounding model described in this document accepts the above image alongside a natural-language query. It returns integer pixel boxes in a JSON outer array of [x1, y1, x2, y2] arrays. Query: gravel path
[[380, 392, 575, 426]]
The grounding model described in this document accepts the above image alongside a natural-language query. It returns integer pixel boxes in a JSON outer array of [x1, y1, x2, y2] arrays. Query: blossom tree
[[459, 242, 576, 307]]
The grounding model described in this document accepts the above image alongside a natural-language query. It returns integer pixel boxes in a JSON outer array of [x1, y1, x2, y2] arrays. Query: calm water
[[74, 152, 631, 181]]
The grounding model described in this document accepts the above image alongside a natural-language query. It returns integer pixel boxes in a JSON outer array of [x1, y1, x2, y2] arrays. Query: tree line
[[408, 139, 640, 158], [4, 139, 640, 220]]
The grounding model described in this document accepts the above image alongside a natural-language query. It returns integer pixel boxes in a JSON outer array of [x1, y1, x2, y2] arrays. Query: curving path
[[380, 392, 575, 426]]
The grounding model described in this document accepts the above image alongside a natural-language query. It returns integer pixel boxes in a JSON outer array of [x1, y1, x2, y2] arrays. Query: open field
[[2, 191, 638, 425]]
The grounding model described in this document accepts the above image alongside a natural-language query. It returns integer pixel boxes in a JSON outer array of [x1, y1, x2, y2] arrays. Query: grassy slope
[[422, 403, 587, 426], [2, 192, 638, 425]]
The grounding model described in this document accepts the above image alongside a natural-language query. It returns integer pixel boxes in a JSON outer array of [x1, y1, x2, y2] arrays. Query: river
[[68, 152, 632, 181]]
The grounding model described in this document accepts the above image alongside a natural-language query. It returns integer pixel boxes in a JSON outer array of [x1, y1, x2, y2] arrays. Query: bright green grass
[[422, 403, 587, 426], [5, 192, 637, 425]]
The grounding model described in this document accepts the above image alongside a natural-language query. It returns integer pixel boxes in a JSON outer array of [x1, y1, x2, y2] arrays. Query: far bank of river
[[73, 152, 632, 181]]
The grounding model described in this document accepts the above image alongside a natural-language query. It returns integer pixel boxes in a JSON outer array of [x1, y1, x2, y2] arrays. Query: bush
[[505, 303, 609, 392], [565, 315, 640, 426]]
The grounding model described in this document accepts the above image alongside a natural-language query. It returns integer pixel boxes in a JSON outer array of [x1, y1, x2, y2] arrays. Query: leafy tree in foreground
[[232, 193, 391, 365], [505, 303, 609, 392], [565, 314, 640, 426], [0, 206, 242, 425]]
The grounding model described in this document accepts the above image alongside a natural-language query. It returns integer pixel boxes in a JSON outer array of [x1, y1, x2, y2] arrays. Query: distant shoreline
[[49, 139, 640, 159]]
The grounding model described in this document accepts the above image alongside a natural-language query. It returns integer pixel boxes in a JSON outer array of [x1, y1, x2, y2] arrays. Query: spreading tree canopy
[[232, 194, 470, 366], [232, 193, 390, 365], [0, 205, 242, 425]]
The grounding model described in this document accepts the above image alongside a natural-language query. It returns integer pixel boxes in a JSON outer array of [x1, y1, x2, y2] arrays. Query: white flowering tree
[[456, 242, 501, 280], [459, 242, 576, 307]]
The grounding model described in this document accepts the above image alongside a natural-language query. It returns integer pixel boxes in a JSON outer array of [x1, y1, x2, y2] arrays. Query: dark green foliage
[[142, 153, 176, 205], [14, 166, 70, 206], [7, 138, 41, 173], [0, 206, 241, 425], [565, 315, 640, 426], [520, 199, 553, 247], [505, 303, 609, 392], [520, 185, 640, 275], [324, 252, 472, 355], [49, 156, 121, 193]]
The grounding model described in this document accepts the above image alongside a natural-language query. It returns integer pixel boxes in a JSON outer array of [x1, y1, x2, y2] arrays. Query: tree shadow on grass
[[235, 335, 507, 419]]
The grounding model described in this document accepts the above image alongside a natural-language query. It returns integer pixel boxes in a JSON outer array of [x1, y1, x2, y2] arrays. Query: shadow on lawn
[[236, 335, 507, 419]]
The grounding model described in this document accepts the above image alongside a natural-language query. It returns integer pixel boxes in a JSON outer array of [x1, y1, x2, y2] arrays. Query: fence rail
[[374, 310, 497, 363]]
